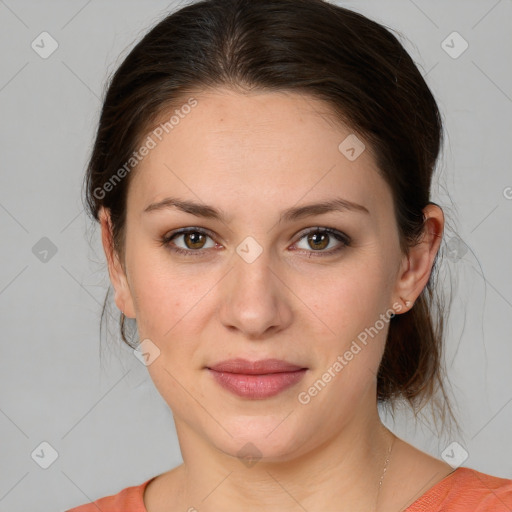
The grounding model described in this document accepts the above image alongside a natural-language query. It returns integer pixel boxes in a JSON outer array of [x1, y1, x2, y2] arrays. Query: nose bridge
[[233, 238, 273, 294], [219, 237, 291, 336]]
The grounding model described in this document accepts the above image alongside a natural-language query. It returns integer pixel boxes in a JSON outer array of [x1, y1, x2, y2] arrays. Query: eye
[[160, 226, 350, 258], [293, 227, 350, 256], [161, 227, 217, 256]]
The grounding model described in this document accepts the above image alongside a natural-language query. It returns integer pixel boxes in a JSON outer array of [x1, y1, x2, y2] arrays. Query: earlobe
[[99, 207, 136, 319], [392, 204, 444, 314]]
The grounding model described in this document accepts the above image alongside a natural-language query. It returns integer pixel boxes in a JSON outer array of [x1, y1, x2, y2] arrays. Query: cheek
[[297, 267, 392, 407], [126, 247, 210, 340], [295, 258, 393, 340], [292, 258, 394, 403]]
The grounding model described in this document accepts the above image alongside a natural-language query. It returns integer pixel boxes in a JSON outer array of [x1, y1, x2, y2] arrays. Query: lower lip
[[207, 369, 307, 399]]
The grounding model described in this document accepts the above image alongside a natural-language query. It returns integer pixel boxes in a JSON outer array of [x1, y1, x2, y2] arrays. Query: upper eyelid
[[166, 226, 216, 241]]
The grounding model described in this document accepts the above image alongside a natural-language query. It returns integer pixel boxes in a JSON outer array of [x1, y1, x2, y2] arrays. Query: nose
[[218, 245, 293, 339]]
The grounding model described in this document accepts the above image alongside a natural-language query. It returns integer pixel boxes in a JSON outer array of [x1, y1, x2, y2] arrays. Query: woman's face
[[106, 88, 410, 462]]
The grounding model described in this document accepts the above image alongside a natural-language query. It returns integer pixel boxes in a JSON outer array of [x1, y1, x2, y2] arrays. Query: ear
[[392, 204, 444, 313], [99, 207, 136, 319]]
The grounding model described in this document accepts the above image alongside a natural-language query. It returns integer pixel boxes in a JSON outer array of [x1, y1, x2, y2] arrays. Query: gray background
[[0, 0, 511, 510]]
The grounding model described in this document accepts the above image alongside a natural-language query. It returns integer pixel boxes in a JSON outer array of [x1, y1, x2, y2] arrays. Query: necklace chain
[[375, 430, 396, 511]]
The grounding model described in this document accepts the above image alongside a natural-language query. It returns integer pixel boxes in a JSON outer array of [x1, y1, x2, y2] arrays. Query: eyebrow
[[143, 196, 369, 222]]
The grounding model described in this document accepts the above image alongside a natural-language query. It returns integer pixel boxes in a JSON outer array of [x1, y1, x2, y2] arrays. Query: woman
[[67, 0, 512, 510]]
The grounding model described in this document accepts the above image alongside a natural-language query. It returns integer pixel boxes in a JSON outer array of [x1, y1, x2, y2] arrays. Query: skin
[[100, 88, 453, 511]]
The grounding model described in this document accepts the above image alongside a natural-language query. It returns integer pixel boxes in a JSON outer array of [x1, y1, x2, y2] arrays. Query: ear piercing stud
[[400, 297, 413, 308]]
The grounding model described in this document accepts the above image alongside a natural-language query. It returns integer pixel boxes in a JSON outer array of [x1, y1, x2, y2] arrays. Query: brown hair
[[84, 0, 457, 430]]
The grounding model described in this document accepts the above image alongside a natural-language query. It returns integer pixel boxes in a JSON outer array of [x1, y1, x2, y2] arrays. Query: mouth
[[206, 358, 308, 399]]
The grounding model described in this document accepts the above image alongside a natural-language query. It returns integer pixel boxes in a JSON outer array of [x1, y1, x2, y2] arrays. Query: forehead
[[128, 88, 391, 219]]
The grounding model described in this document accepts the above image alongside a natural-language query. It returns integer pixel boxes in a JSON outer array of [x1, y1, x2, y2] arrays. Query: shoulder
[[458, 468, 512, 509], [65, 476, 156, 512], [407, 467, 512, 511]]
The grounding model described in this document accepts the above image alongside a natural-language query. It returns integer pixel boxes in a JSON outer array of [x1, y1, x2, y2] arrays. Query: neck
[[172, 404, 394, 511]]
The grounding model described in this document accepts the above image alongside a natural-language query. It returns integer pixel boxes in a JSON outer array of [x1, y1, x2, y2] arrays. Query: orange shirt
[[66, 467, 512, 511]]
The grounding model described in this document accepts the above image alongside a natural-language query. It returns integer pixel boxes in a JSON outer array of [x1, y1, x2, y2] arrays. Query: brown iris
[[184, 232, 207, 250], [307, 231, 329, 251]]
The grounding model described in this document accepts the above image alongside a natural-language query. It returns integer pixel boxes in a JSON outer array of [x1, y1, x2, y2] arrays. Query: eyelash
[[160, 227, 351, 258]]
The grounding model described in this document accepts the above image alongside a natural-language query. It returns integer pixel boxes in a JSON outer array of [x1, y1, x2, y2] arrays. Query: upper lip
[[207, 358, 306, 374]]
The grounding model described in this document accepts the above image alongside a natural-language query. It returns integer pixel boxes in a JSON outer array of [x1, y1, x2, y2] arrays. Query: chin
[[207, 415, 313, 465]]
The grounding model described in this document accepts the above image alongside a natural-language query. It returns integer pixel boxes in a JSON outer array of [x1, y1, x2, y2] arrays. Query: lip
[[206, 358, 308, 399], [208, 358, 305, 374]]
